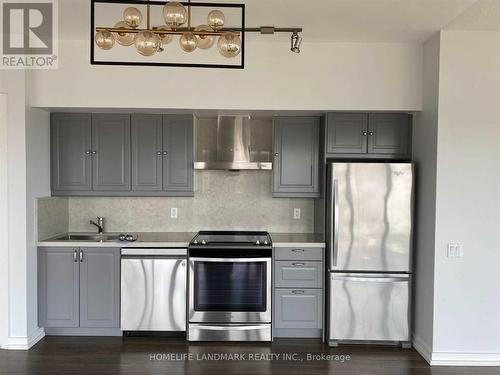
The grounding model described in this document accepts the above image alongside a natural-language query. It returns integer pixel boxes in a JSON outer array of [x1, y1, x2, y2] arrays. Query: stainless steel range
[[188, 231, 272, 342]]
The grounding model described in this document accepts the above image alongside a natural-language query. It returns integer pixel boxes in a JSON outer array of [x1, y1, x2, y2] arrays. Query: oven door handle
[[189, 257, 271, 262]]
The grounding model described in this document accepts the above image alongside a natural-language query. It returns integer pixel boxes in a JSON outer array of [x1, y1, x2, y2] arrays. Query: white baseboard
[[6, 327, 45, 350], [431, 352, 500, 366], [412, 334, 432, 364]]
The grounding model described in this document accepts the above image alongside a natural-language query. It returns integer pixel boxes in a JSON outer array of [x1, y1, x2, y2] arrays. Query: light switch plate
[[293, 208, 301, 220], [170, 207, 178, 219], [447, 242, 463, 258]]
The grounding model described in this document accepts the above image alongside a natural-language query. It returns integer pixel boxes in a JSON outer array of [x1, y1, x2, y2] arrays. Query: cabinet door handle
[[85, 150, 91, 155], [362, 131, 367, 136], [292, 262, 305, 267], [274, 153, 279, 157], [163, 151, 168, 155], [291, 290, 305, 294], [73, 250, 78, 262], [91, 151, 97, 154], [157, 151, 162, 155], [291, 248, 304, 253], [368, 131, 374, 136], [79, 250, 84, 262]]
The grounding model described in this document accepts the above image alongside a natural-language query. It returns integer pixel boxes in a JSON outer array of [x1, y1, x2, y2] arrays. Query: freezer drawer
[[329, 273, 410, 343], [121, 257, 186, 331]]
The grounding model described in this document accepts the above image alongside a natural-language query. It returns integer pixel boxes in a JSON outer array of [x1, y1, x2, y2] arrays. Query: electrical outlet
[[447, 242, 463, 258], [170, 207, 178, 219], [293, 208, 301, 220]]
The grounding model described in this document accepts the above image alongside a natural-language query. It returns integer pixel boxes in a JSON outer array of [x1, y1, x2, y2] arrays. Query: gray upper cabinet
[[162, 115, 194, 195], [273, 117, 320, 198], [131, 114, 163, 191], [52, 112, 194, 196], [79, 248, 120, 328], [326, 113, 368, 154], [38, 247, 120, 330], [367, 113, 410, 155], [130, 114, 194, 196], [325, 112, 412, 159], [92, 114, 131, 191], [38, 247, 80, 328], [51, 113, 92, 192]]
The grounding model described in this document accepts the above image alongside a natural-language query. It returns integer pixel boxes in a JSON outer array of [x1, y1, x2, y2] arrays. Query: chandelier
[[94, 0, 242, 58]]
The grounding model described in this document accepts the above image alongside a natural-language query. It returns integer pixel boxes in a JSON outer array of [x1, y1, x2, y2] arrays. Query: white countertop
[[37, 232, 196, 248], [37, 232, 326, 248], [270, 233, 325, 248]]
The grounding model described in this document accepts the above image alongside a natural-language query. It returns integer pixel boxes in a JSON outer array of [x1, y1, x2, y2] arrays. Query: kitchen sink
[[53, 234, 120, 242]]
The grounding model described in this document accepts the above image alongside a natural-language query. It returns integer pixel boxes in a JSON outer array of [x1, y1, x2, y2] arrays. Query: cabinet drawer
[[274, 247, 323, 261], [274, 288, 323, 329], [275, 261, 323, 288]]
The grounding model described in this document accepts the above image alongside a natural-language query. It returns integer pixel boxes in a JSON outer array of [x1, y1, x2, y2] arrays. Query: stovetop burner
[[190, 231, 272, 247]]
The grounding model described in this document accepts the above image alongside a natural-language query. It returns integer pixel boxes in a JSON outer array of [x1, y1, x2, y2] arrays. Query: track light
[[290, 31, 302, 53]]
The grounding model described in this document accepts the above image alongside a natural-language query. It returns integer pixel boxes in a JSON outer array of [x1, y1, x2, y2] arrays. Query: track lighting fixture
[[290, 31, 302, 53]]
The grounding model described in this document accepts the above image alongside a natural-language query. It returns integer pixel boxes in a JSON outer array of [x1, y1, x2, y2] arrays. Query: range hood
[[194, 116, 273, 170]]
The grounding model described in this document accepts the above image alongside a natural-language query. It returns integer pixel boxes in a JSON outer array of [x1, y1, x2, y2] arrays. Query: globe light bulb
[[179, 32, 198, 52], [134, 31, 160, 56], [156, 26, 173, 45], [114, 21, 135, 46], [195, 25, 215, 49], [217, 32, 241, 58], [163, 1, 187, 30], [123, 7, 142, 28], [207, 10, 225, 31], [95, 30, 115, 50]]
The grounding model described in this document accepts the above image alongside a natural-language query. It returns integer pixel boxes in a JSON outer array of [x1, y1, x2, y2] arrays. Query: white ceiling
[[445, 0, 500, 30], [61, 0, 480, 42]]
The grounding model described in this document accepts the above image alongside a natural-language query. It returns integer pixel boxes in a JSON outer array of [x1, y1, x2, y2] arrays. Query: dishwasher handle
[[120, 248, 187, 256]]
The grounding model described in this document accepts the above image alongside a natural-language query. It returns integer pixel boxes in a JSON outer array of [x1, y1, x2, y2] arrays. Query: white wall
[[0, 93, 9, 348], [432, 30, 500, 361], [25, 107, 51, 338], [412, 32, 440, 359], [0, 71, 30, 349], [29, 40, 423, 111]]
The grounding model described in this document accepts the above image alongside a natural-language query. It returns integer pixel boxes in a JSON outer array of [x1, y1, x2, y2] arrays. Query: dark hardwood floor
[[1, 337, 499, 375]]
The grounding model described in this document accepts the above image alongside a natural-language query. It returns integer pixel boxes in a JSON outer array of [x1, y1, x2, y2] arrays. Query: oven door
[[189, 257, 272, 323]]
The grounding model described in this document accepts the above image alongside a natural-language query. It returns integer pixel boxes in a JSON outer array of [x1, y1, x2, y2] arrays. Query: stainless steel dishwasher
[[121, 248, 187, 331]]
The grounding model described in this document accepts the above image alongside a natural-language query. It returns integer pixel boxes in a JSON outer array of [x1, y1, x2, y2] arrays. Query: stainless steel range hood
[[194, 116, 273, 170]]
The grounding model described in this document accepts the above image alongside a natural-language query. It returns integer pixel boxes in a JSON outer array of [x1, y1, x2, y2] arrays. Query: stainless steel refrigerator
[[326, 162, 414, 347]]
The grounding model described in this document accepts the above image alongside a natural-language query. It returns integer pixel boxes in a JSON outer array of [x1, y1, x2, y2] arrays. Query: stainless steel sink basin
[[53, 234, 120, 242]]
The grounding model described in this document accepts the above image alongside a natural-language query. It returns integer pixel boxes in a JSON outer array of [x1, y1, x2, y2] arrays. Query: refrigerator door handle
[[331, 275, 409, 282], [330, 179, 339, 269]]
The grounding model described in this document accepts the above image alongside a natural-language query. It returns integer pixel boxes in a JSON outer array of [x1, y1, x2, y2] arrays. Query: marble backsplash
[[36, 197, 69, 240], [68, 171, 315, 233]]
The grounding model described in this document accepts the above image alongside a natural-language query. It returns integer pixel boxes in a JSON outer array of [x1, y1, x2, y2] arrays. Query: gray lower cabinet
[[38, 247, 80, 328], [273, 117, 320, 198], [131, 114, 194, 195], [92, 114, 131, 191], [79, 248, 120, 328], [51, 113, 92, 192], [325, 112, 411, 159], [274, 289, 323, 330], [38, 247, 120, 333], [273, 246, 324, 338]]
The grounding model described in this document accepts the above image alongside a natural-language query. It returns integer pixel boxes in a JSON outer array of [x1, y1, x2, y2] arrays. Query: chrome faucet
[[89, 217, 105, 234]]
